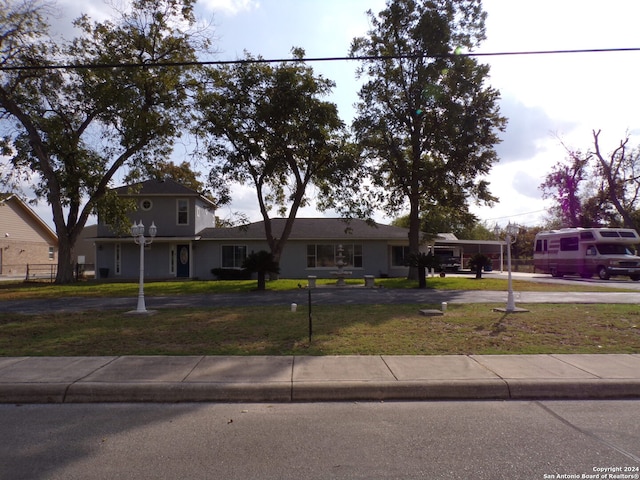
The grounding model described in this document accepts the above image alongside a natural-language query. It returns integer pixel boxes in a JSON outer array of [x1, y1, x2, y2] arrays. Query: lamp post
[[131, 220, 157, 313], [494, 222, 520, 312]]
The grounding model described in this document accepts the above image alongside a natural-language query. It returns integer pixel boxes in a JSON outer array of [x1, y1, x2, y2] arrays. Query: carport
[[433, 235, 508, 271]]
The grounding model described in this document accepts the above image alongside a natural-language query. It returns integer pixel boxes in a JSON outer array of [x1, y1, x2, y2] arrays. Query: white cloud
[[512, 170, 542, 199], [199, 0, 260, 15]]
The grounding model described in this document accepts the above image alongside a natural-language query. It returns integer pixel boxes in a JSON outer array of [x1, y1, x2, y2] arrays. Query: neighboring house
[[0, 194, 58, 277], [76, 224, 97, 266]]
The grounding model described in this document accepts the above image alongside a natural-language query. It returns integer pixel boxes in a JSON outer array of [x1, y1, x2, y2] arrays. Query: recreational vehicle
[[533, 227, 640, 280]]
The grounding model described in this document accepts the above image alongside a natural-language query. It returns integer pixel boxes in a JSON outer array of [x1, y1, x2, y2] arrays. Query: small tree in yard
[[468, 253, 491, 279], [242, 251, 280, 291], [408, 252, 440, 288]]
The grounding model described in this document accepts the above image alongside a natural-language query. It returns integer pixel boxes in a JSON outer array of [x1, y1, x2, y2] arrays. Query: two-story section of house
[[94, 179, 217, 279]]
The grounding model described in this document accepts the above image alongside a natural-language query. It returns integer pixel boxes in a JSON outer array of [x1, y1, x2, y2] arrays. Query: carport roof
[[434, 236, 506, 255]]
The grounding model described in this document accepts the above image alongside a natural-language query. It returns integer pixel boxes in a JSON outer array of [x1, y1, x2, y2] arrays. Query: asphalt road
[[1, 401, 638, 480]]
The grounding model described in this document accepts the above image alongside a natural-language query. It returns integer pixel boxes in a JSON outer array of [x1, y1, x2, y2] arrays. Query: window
[[560, 236, 579, 251], [48, 246, 55, 260], [306, 244, 363, 268], [535, 239, 548, 253], [177, 199, 189, 225], [141, 199, 153, 211], [580, 231, 595, 240], [346, 244, 363, 267], [222, 245, 247, 268], [391, 246, 410, 267]]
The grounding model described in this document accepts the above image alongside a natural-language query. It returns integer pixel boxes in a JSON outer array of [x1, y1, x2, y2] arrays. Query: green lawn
[[1, 276, 639, 356], [0, 275, 630, 301]]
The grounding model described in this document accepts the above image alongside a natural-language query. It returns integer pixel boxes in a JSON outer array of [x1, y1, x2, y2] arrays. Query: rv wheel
[[597, 266, 610, 280], [630, 274, 640, 281]]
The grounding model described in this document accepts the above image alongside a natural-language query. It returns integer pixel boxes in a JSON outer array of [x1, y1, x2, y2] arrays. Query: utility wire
[[1, 47, 639, 71]]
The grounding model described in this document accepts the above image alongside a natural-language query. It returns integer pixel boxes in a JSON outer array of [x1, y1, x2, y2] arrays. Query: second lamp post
[[494, 222, 520, 312]]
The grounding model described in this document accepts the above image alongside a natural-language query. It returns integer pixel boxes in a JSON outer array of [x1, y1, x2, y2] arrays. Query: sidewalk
[[1, 354, 639, 403]]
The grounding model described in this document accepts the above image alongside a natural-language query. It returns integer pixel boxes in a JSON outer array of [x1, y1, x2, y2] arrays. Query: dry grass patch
[[1, 303, 639, 356]]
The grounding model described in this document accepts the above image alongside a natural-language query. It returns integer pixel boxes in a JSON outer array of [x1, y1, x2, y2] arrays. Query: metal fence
[[10, 263, 96, 282]]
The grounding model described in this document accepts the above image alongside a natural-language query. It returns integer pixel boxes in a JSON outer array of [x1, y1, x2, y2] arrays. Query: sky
[[25, 0, 640, 228]]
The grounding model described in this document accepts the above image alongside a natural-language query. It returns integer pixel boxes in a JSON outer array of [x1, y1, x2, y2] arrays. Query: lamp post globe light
[[131, 220, 157, 314]]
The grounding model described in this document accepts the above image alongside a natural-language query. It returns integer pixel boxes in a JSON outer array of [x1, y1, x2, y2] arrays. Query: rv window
[[560, 236, 579, 251], [600, 231, 620, 238], [580, 232, 595, 240], [619, 231, 637, 238], [596, 244, 633, 255], [535, 240, 543, 252]]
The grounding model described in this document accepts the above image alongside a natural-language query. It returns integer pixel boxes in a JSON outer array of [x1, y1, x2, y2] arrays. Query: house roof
[[200, 218, 411, 241], [112, 178, 217, 209], [0, 194, 58, 243]]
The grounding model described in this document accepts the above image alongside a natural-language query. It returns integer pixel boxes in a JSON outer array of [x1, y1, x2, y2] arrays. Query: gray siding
[[197, 239, 408, 279], [96, 242, 177, 279], [98, 197, 201, 238]]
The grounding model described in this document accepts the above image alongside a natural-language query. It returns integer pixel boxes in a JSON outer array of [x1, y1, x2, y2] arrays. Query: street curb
[[506, 379, 640, 400], [291, 380, 510, 402], [3, 379, 640, 404], [0, 383, 69, 404], [63, 382, 293, 403]]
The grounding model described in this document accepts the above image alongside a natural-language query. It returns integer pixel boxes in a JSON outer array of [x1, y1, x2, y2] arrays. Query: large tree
[[195, 49, 358, 268], [540, 130, 640, 230], [350, 0, 505, 279], [0, 0, 207, 282]]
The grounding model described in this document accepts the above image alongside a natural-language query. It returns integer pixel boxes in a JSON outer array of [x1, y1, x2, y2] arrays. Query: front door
[[177, 244, 190, 278]]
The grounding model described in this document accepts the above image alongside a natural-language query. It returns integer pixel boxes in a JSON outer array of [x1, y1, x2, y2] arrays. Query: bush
[[468, 253, 491, 279]]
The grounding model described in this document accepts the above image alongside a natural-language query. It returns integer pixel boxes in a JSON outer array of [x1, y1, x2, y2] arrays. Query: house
[[95, 179, 217, 279], [199, 217, 414, 279], [0, 194, 58, 278], [94, 179, 505, 280], [94, 179, 414, 280]]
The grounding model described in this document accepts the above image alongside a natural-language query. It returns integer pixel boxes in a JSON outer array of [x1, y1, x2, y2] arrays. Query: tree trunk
[[418, 265, 426, 288], [475, 264, 483, 279], [55, 234, 76, 284], [406, 194, 421, 281], [257, 271, 266, 291]]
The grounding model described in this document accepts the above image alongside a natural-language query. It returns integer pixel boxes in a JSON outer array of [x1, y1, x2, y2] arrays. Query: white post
[[506, 231, 515, 312], [505, 222, 518, 312], [131, 221, 156, 314], [136, 232, 146, 313]]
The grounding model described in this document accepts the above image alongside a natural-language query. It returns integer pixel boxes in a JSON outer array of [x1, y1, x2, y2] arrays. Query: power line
[[1, 47, 639, 72], [481, 209, 548, 222]]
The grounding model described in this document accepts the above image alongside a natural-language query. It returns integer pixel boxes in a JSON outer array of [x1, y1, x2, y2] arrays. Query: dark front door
[[177, 244, 190, 278]]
